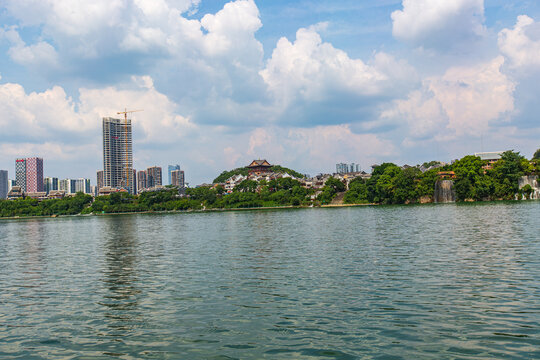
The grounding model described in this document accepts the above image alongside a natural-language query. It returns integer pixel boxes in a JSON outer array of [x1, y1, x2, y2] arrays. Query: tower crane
[[117, 108, 143, 193]]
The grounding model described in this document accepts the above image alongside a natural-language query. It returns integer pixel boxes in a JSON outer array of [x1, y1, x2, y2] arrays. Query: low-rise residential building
[[98, 186, 128, 196], [224, 174, 247, 193], [48, 190, 66, 199], [7, 186, 24, 200], [26, 192, 48, 201], [475, 151, 506, 170]]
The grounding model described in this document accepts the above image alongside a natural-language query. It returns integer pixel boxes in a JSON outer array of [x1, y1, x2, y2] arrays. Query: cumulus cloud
[[381, 57, 515, 140], [498, 15, 540, 69], [0, 27, 59, 67], [260, 25, 417, 125], [78, 76, 195, 143], [391, 0, 486, 50], [0, 83, 85, 140], [3, 0, 261, 66], [0, 76, 194, 144], [242, 125, 395, 174]]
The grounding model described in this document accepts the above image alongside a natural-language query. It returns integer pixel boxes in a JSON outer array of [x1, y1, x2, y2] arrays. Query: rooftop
[[474, 151, 506, 161]]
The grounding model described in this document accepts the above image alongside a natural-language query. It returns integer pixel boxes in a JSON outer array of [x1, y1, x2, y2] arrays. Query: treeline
[[85, 177, 316, 213], [343, 150, 539, 205], [1, 150, 538, 218], [0, 193, 93, 217]]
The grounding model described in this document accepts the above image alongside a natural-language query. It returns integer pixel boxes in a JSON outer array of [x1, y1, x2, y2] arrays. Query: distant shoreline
[[0, 203, 378, 221], [3, 199, 539, 221]]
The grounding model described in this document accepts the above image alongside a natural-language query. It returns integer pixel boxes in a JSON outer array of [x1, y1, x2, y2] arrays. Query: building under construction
[[102, 117, 134, 194]]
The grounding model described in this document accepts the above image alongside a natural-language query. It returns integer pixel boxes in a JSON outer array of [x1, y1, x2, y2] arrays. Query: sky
[[0, 0, 539, 185]]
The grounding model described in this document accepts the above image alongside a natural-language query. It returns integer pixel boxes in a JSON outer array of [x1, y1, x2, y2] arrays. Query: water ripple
[[0, 203, 539, 359]]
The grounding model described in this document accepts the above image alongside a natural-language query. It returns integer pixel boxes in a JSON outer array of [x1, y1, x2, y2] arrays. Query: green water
[[1, 203, 539, 359]]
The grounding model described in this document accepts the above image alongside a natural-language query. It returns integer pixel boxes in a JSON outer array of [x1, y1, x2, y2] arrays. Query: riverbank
[[0, 202, 377, 221], [4, 198, 540, 221]]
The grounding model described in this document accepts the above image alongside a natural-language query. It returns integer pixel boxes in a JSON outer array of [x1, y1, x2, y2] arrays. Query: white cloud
[[200, 0, 262, 59], [8, 41, 59, 67], [382, 57, 515, 139], [242, 125, 395, 174], [0, 27, 58, 67], [0, 83, 85, 139], [260, 25, 416, 114], [498, 15, 540, 69], [4, 0, 260, 64], [0, 76, 194, 143], [391, 0, 486, 50]]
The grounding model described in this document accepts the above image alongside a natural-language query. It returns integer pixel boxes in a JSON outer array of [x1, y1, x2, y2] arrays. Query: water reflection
[[16, 220, 48, 293], [99, 216, 142, 339]]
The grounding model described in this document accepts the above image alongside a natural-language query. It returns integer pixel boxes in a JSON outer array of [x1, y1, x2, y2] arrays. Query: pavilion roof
[[247, 159, 272, 168]]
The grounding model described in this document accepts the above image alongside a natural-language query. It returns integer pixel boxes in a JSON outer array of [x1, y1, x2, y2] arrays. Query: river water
[[1, 202, 539, 359]]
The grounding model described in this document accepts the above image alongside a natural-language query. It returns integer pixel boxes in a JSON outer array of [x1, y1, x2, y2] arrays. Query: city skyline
[[0, 1, 539, 185]]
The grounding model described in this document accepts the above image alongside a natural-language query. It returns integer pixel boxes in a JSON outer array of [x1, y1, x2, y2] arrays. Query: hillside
[[213, 165, 305, 183]]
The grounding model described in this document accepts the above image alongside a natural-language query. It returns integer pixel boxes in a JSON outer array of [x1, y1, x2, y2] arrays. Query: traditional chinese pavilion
[[247, 159, 273, 176]]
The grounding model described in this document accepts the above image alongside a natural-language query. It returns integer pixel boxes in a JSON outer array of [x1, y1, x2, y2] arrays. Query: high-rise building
[[102, 117, 134, 194], [349, 163, 360, 173], [147, 166, 162, 188], [15, 157, 44, 192], [97, 170, 104, 191], [44, 177, 59, 194], [171, 169, 185, 188], [8, 179, 16, 193], [0, 170, 8, 199], [15, 158, 26, 191], [59, 179, 71, 194], [168, 164, 181, 185], [336, 162, 360, 174], [137, 170, 147, 192], [133, 169, 137, 195], [25, 157, 44, 193], [73, 178, 91, 194]]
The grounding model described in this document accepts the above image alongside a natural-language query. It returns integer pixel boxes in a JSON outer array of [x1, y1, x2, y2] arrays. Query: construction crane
[[117, 108, 143, 194]]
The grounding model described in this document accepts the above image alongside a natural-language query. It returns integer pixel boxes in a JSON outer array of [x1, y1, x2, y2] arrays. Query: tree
[[234, 180, 258, 193], [490, 151, 527, 199], [213, 167, 249, 183], [343, 177, 368, 204], [533, 148, 540, 160], [454, 178, 473, 201], [325, 177, 346, 193]]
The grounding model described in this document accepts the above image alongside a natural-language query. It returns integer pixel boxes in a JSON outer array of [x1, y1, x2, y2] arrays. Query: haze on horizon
[[0, 0, 539, 185]]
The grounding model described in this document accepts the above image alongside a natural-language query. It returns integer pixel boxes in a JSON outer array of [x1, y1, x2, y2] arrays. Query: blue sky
[[0, 0, 539, 185]]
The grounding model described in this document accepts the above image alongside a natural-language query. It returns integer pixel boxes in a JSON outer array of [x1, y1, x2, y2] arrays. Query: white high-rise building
[[59, 179, 72, 194], [44, 177, 59, 194], [73, 178, 91, 194]]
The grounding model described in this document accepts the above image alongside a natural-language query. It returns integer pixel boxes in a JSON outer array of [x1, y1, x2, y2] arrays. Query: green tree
[[325, 177, 346, 193], [234, 180, 258, 193], [455, 177, 473, 201], [490, 151, 527, 199], [213, 167, 249, 183], [343, 177, 368, 204], [533, 148, 540, 160], [415, 168, 439, 198]]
